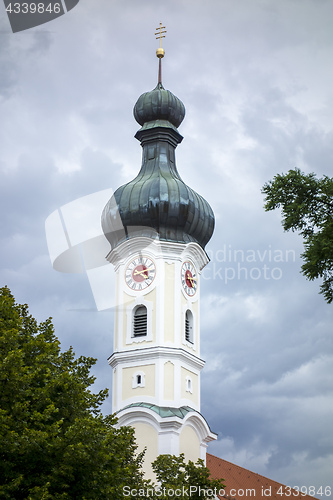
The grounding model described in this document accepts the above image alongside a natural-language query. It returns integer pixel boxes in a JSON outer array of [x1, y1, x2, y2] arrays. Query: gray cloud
[[1, 0, 332, 495]]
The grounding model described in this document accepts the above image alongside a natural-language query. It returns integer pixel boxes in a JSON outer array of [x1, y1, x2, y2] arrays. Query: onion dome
[[134, 83, 185, 129], [102, 43, 214, 252]]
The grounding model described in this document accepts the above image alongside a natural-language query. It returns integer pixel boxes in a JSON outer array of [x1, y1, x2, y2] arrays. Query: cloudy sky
[[1, 0, 332, 495]]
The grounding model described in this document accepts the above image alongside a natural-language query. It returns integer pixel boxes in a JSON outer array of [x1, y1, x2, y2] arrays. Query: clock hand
[[134, 269, 148, 278], [133, 266, 154, 278], [187, 276, 196, 286]]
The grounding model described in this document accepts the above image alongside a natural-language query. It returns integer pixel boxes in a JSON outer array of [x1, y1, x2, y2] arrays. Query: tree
[[0, 286, 145, 499], [0, 287, 226, 499], [262, 168, 333, 303], [149, 454, 226, 500]]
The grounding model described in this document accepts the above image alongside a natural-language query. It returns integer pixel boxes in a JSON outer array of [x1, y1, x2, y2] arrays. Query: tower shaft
[[102, 42, 216, 478]]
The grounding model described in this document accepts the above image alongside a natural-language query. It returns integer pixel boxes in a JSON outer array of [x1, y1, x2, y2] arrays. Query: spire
[[101, 26, 215, 252], [155, 22, 166, 86]]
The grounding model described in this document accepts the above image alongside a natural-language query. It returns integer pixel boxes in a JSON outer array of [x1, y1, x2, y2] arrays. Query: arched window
[[185, 310, 193, 344], [127, 301, 152, 344], [133, 305, 147, 337]]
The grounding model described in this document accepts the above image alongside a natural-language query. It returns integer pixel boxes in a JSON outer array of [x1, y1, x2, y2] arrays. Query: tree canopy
[[0, 286, 226, 499], [150, 454, 225, 500], [262, 168, 333, 303], [0, 286, 145, 499]]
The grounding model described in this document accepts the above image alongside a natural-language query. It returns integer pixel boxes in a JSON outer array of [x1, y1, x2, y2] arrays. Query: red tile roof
[[207, 453, 317, 500]]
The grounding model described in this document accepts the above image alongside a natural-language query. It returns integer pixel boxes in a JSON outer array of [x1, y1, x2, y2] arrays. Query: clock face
[[125, 256, 156, 291], [181, 261, 197, 296]]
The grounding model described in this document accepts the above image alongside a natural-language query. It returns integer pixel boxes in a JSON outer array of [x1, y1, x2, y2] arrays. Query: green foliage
[[262, 168, 333, 303], [0, 287, 226, 499], [0, 286, 145, 499], [148, 454, 225, 499]]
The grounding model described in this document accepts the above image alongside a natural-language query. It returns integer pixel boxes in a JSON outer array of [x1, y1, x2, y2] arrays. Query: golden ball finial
[[155, 23, 166, 59], [156, 47, 165, 58], [155, 23, 167, 84]]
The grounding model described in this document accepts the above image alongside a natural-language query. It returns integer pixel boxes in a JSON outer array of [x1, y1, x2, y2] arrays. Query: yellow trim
[[133, 423, 158, 481], [179, 426, 200, 463], [122, 364, 155, 400], [181, 366, 198, 405]]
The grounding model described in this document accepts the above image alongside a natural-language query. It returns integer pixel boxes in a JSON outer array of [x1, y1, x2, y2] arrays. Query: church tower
[[101, 25, 216, 478]]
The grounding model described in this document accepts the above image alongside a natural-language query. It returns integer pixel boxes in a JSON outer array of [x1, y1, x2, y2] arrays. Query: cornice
[[108, 345, 205, 370], [107, 238, 209, 271], [135, 124, 183, 148], [116, 405, 217, 442]]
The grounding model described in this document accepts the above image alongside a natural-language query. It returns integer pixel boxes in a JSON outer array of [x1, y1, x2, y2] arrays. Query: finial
[[155, 22, 166, 58], [155, 23, 166, 86]]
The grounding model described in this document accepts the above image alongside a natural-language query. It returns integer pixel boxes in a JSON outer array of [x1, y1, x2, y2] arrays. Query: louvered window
[[185, 310, 193, 343], [133, 306, 147, 337]]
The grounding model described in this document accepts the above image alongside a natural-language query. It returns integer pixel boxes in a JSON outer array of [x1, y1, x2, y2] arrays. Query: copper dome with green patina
[[134, 82, 185, 129], [102, 82, 214, 250]]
